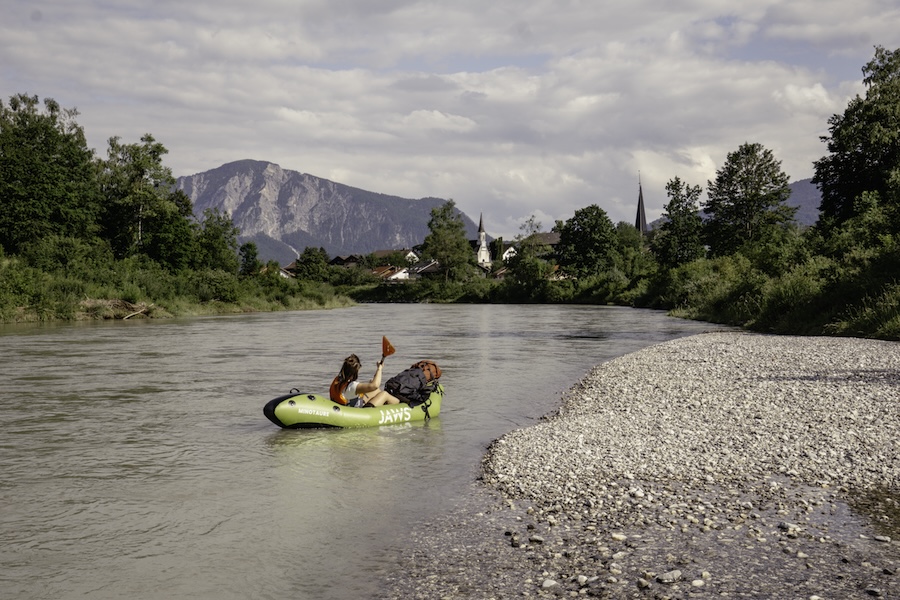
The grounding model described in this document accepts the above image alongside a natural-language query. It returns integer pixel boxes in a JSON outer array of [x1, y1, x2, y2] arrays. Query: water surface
[[0, 304, 720, 599]]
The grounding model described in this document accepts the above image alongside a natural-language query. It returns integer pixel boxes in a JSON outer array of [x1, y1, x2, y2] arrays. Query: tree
[[813, 45, 900, 229], [0, 94, 101, 254], [652, 177, 705, 268], [141, 189, 197, 271], [505, 215, 554, 300], [195, 208, 240, 273], [614, 221, 656, 282], [703, 142, 796, 256], [421, 199, 475, 282], [291, 246, 330, 281], [555, 204, 619, 277], [98, 134, 185, 260], [239, 241, 263, 277]]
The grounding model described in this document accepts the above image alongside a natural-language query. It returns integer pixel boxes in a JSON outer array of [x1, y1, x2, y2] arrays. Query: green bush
[[661, 254, 766, 326], [21, 235, 114, 279], [827, 282, 900, 339], [189, 269, 240, 303], [753, 256, 833, 333]]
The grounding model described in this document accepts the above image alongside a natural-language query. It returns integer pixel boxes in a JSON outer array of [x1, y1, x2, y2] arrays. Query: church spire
[[476, 213, 491, 269], [635, 173, 648, 236]]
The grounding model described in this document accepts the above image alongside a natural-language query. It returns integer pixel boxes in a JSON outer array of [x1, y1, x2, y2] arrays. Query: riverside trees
[[703, 142, 796, 257], [0, 94, 101, 255], [813, 45, 900, 229], [0, 93, 337, 321], [651, 177, 704, 269], [421, 199, 476, 282]]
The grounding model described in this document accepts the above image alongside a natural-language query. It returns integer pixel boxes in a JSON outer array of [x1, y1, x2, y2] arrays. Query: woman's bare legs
[[363, 390, 400, 406]]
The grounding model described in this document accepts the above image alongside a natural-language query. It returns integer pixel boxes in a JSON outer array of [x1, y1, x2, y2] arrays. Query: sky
[[4, 1, 899, 240]]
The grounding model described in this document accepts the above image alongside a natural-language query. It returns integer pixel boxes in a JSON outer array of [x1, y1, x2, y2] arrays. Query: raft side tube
[[263, 393, 306, 427]]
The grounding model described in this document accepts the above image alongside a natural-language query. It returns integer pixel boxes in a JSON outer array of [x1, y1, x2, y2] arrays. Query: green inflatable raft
[[263, 384, 443, 428]]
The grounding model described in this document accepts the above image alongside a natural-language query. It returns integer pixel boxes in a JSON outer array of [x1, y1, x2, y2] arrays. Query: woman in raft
[[329, 354, 400, 408]]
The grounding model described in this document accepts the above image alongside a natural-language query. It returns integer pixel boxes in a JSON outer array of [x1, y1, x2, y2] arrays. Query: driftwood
[[123, 303, 154, 320]]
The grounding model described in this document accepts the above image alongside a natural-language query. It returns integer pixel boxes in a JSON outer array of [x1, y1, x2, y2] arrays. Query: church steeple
[[635, 174, 648, 236], [476, 212, 491, 269]]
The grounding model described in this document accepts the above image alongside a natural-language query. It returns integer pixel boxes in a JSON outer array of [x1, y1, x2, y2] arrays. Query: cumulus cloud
[[3, 0, 898, 239]]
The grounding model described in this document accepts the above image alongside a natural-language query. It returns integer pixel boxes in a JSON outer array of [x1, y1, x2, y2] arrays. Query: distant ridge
[[786, 178, 821, 226], [176, 159, 478, 264]]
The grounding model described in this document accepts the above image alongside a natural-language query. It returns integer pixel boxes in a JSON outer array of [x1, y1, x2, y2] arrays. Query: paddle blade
[[382, 336, 396, 358]]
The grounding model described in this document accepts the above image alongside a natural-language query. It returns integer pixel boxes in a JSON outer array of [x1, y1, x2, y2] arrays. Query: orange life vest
[[329, 376, 350, 405]]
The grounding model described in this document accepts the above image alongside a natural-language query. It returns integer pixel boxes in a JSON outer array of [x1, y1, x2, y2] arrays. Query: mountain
[[786, 178, 821, 226], [176, 159, 479, 264]]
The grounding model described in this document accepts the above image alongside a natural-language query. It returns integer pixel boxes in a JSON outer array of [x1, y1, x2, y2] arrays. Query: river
[[0, 304, 720, 599]]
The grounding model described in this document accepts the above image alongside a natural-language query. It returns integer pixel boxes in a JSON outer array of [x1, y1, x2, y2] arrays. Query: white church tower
[[476, 213, 492, 269]]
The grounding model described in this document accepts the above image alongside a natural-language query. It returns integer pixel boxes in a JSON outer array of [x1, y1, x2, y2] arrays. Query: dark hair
[[338, 354, 361, 384]]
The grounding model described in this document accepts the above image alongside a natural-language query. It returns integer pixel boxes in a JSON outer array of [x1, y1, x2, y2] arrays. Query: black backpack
[[385, 364, 440, 406]]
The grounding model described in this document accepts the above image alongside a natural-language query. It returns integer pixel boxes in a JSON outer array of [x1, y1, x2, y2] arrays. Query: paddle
[[381, 336, 396, 365]]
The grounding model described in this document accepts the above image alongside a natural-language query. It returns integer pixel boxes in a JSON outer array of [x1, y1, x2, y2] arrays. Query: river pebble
[[384, 332, 900, 599]]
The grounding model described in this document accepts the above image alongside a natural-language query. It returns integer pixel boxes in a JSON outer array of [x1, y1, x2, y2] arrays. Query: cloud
[[3, 0, 898, 239]]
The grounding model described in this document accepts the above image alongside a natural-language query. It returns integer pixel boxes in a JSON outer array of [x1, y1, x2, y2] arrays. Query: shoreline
[[384, 332, 900, 599]]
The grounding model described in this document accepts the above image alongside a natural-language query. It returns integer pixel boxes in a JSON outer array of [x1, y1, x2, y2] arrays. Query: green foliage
[[661, 254, 766, 326], [370, 250, 411, 268], [291, 246, 330, 281], [828, 282, 900, 339], [239, 241, 263, 278], [194, 208, 240, 273], [329, 264, 380, 287], [21, 235, 114, 279], [0, 92, 357, 322], [613, 221, 657, 289], [703, 142, 796, 256], [421, 199, 476, 282], [814, 46, 900, 228], [187, 269, 240, 303], [652, 177, 705, 268], [556, 204, 619, 277], [0, 94, 101, 254], [751, 256, 835, 333], [99, 134, 178, 259], [502, 215, 554, 301]]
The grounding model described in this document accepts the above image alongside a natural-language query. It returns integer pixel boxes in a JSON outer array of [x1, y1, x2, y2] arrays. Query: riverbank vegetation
[[2, 47, 898, 339], [0, 94, 356, 322]]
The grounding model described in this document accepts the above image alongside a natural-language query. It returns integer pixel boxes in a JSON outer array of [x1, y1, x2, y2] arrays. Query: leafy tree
[[141, 189, 197, 271], [703, 142, 795, 256], [652, 177, 705, 268], [0, 94, 101, 254], [813, 45, 900, 229], [291, 246, 330, 281], [556, 204, 619, 277], [239, 241, 263, 277], [614, 221, 656, 282], [421, 199, 475, 282], [98, 134, 185, 260], [195, 208, 240, 273], [504, 215, 554, 300]]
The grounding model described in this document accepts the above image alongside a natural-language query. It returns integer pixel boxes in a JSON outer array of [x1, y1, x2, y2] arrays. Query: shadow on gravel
[[849, 485, 900, 538]]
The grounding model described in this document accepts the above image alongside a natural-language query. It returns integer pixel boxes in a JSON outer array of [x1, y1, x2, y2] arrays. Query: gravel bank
[[384, 332, 900, 599]]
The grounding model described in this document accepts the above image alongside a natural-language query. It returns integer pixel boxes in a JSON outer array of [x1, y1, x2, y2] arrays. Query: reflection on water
[[0, 304, 720, 599]]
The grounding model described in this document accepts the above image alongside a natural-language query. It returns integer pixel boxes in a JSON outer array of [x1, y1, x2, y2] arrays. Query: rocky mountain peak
[[177, 160, 477, 264]]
